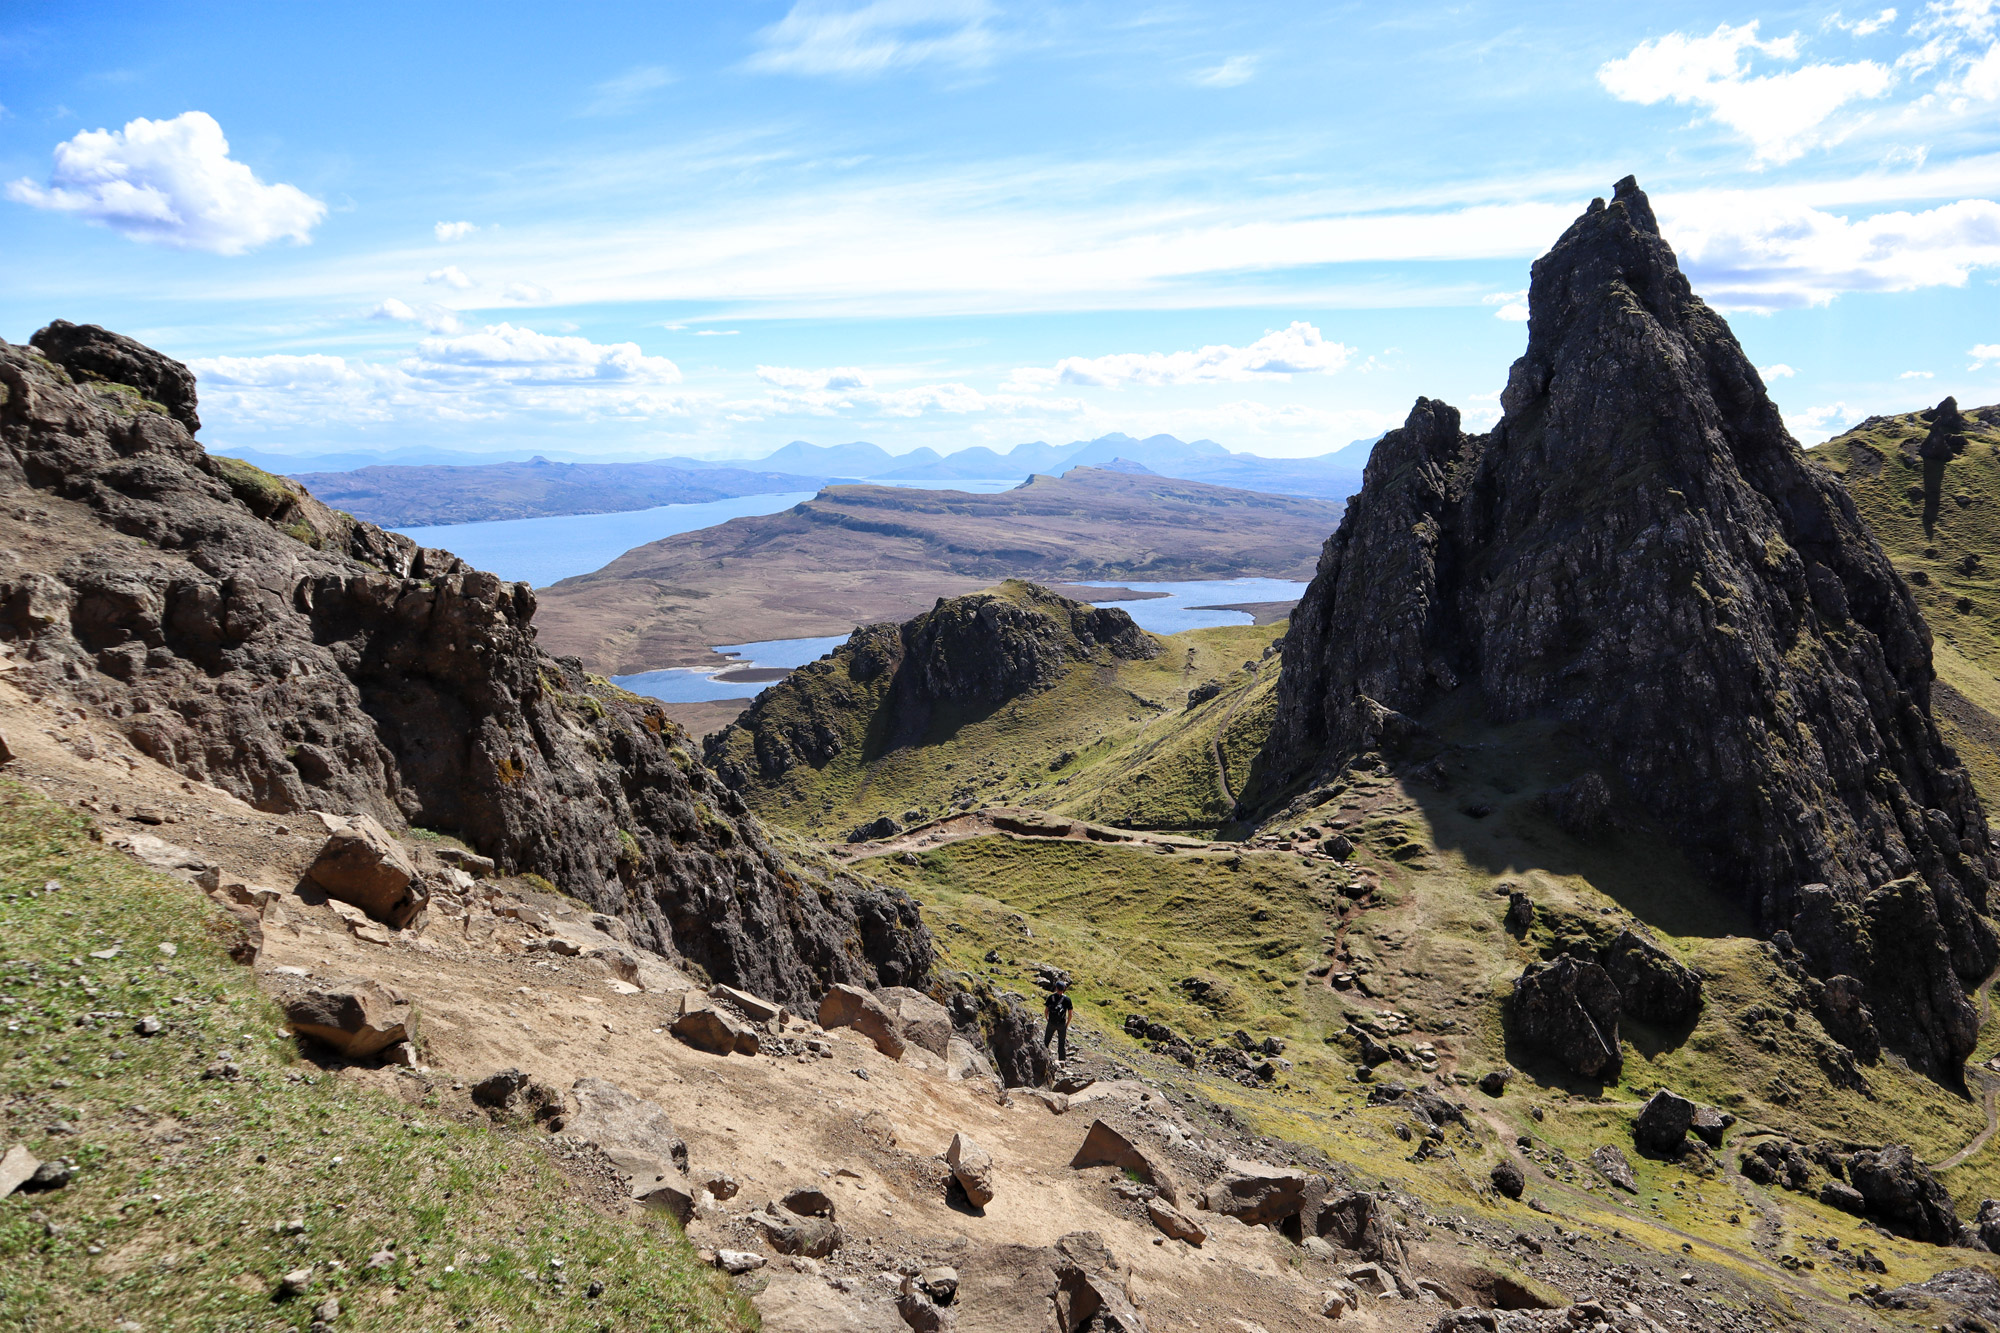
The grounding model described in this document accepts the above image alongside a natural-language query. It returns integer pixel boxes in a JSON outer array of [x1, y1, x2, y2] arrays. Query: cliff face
[[1262, 178, 1996, 1079], [0, 325, 929, 1005], [707, 580, 1158, 789]]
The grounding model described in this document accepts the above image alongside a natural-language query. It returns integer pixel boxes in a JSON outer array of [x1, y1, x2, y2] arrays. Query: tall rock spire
[[1261, 177, 1996, 1079]]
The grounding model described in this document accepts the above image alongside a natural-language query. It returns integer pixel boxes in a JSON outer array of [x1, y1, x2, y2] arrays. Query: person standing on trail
[[1043, 980, 1074, 1063]]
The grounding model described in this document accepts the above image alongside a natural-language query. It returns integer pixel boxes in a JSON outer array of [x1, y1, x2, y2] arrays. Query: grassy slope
[[725, 592, 1283, 839], [0, 782, 751, 1333], [860, 704, 2000, 1316], [1815, 403, 2000, 809]]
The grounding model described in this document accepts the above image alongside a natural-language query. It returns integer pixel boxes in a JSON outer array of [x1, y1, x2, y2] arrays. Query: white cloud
[[426, 265, 477, 290], [1007, 322, 1354, 390], [695, 328, 741, 336], [748, 0, 995, 78], [1195, 56, 1258, 88], [434, 220, 476, 242], [1902, 368, 1938, 377], [1786, 401, 1860, 442], [367, 298, 462, 334], [1956, 39, 2000, 95], [1599, 22, 1892, 162], [1972, 342, 2000, 366], [5, 111, 325, 254], [1483, 289, 1529, 321], [758, 365, 874, 391], [1761, 362, 1798, 377], [405, 323, 680, 386], [501, 280, 552, 303], [1831, 8, 1900, 36], [584, 66, 674, 116], [1662, 193, 2000, 311], [191, 325, 688, 429]]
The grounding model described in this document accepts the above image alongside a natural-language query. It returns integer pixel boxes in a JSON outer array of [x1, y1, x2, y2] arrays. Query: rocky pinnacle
[[1262, 177, 1996, 1080]]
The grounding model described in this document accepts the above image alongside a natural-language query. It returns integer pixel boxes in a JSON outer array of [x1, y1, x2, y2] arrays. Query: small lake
[[393, 492, 815, 589], [611, 576, 1310, 704]]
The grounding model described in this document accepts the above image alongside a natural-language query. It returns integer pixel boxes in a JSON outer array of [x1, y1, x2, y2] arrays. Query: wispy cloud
[[583, 65, 675, 116], [6, 111, 324, 254], [434, 220, 476, 242], [748, 0, 996, 78], [1902, 368, 1936, 377], [1195, 55, 1257, 87], [1483, 289, 1529, 321], [1972, 342, 2000, 367], [425, 265, 477, 290], [1761, 362, 1797, 377]]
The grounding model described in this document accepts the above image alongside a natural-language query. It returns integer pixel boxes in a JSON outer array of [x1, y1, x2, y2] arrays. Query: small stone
[[945, 1132, 995, 1208], [716, 1250, 766, 1274], [280, 1268, 313, 1297], [312, 1295, 341, 1322], [134, 1016, 163, 1037], [367, 1249, 396, 1269]]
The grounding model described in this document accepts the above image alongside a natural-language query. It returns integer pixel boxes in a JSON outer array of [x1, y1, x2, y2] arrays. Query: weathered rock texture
[[706, 579, 1158, 789], [0, 329, 929, 1008], [1259, 177, 1996, 1079]]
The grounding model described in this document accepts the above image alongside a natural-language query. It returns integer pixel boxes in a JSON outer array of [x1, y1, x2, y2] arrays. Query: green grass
[[0, 781, 753, 1333], [1816, 404, 2000, 808]]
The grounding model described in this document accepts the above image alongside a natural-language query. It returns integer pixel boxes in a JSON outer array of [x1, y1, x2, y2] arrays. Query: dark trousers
[[1043, 1016, 1068, 1061]]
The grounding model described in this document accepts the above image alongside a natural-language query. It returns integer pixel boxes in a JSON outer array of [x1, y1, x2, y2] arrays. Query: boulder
[[0, 1145, 40, 1198], [1204, 1158, 1308, 1228], [564, 1077, 690, 1191], [944, 1035, 998, 1083], [1690, 1106, 1734, 1149], [306, 814, 428, 928], [1598, 929, 1702, 1025], [1820, 1180, 1867, 1215], [1344, 1263, 1402, 1298], [751, 1208, 842, 1258], [1817, 973, 1881, 1060], [1072, 1120, 1179, 1206], [634, 1180, 695, 1224], [469, 1068, 564, 1123], [1315, 1192, 1407, 1269], [671, 996, 759, 1056], [30, 319, 202, 433], [710, 983, 782, 1023], [1589, 1144, 1638, 1193], [1052, 1232, 1149, 1333], [781, 1186, 836, 1218], [1633, 1089, 1697, 1156], [818, 983, 906, 1059], [1978, 1199, 2000, 1254], [283, 977, 410, 1057], [1504, 892, 1534, 933], [1489, 1160, 1524, 1199], [1477, 1068, 1511, 1097], [880, 985, 954, 1057], [1848, 1144, 1960, 1243], [1319, 1279, 1363, 1320], [1511, 956, 1622, 1079], [946, 1132, 995, 1207], [1146, 1198, 1205, 1245]]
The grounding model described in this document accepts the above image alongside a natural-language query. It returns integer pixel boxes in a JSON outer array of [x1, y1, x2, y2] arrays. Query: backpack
[[1045, 991, 1070, 1021]]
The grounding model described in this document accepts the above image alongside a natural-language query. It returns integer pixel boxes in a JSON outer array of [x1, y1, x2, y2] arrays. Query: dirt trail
[[832, 806, 1227, 862], [1208, 659, 1265, 810]]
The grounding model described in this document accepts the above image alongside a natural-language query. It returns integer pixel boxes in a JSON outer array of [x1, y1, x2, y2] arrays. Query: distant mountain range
[[221, 430, 1378, 526]]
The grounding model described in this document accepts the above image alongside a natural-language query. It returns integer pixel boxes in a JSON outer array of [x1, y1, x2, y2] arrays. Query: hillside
[[532, 468, 1342, 673], [1812, 401, 2000, 807], [289, 457, 826, 527], [704, 580, 1284, 839]]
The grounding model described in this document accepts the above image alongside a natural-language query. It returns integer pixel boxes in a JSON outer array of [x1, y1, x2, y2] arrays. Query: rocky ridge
[[706, 579, 1159, 794], [0, 323, 928, 1007], [1258, 178, 1996, 1080]]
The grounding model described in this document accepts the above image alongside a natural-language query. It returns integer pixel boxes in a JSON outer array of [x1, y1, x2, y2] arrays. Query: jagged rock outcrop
[[1259, 177, 1996, 1079], [706, 580, 1158, 788], [0, 329, 929, 1007]]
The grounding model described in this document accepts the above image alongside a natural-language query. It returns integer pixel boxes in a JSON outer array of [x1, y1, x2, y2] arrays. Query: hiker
[[1043, 980, 1074, 1063]]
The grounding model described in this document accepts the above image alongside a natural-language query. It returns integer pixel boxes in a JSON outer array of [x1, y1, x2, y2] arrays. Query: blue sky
[[3, 1, 1998, 461]]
